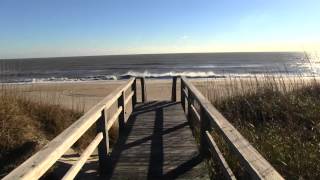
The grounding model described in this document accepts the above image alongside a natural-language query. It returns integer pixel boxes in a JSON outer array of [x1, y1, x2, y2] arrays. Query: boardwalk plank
[[107, 101, 209, 180]]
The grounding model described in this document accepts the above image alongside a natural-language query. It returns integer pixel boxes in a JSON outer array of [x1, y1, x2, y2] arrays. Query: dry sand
[[5, 79, 182, 112], [4, 76, 319, 112]]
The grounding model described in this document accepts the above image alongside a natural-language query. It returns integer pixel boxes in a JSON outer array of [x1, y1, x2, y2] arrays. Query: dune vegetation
[[0, 82, 123, 178], [0, 86, 88, 178], [200, 76, 320, 179]]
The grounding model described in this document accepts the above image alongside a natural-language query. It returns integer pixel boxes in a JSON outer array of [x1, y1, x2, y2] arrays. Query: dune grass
[[0, 87, 89, 178], [0, 82, 124, 178], [200, 76, 320, 179]]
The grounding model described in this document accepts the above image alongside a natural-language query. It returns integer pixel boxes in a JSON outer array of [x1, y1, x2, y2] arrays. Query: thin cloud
[[180, 35, 189, 40]]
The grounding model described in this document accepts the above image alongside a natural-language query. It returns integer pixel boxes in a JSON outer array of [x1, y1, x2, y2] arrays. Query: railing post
[[132, 79, 137, 107], [141, 77, 147, 103], [187, 90, 193, 122], [118, 91, 125, 130], [181, 79, 185, 112], [200, 106, 210, 157], [171, 77, 177, 102], [96, 108, 109, 175]]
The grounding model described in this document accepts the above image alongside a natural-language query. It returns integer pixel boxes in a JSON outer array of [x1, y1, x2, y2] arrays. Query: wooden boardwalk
[[107, 101, 209, 179], [4, 77, 283, 180]]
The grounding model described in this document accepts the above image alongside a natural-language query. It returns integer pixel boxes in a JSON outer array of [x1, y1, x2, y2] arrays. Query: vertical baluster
[[96, 108, 109, 175], [200, 105, 210, 156], [172, 77, 177, 101], [141, 77, 147, 102], [132, 79, 137, 107], [187, 89, 193, 122], [118, 91, 125, 130], [181, 79, 185, 112]]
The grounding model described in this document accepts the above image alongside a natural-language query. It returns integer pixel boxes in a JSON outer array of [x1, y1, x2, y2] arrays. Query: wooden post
[[187, 90, 193, 122], [200, 106, 210, 157], [141, 77, 147, 102], [132, 79, 137, 107], [96, 108, 109, 175], [171, 77, 177, 102], [181, 79, 185, 112], [118, 91, 125, 131]]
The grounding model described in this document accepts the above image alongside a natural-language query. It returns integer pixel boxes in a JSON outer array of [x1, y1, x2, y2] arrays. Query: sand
[[5, 79, 182, 112], [4, 76, 319, 112]]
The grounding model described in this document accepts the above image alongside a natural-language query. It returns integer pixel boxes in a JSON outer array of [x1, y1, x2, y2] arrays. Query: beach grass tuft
[[199, 75, 320, 179], [0, 86, 89, 178]]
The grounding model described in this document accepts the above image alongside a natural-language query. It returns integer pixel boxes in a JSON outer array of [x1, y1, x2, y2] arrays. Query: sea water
[[0, 52, 318, 83]]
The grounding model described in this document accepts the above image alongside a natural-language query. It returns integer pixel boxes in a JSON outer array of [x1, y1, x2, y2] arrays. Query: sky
[[0, 0, 320, 59]]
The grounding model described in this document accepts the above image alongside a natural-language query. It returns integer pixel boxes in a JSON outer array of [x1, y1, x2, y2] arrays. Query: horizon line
[[0, 50, 304, 60]]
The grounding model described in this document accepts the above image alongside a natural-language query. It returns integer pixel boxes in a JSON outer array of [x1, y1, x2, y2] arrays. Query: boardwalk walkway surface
[[107, 101, 209, 180]]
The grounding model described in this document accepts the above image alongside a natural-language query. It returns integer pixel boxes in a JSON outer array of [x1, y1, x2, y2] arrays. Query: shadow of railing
[[105, 101, 202, 179]]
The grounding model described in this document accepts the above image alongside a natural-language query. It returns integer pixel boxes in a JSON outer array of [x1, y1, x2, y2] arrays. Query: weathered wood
[[181, 80, 185, 111], [132, 79, 137, 106], [181, 76, 283, 180], [124, 91, 134, 106], [205, 131, 236, 180], [101, 78, 135, 110], [3, 78, 135, 180], [109, 101, 209, 179], [106, 106, 123, 131], [141, 77, 147, 102], [182, 88, 188, 113], [62, 133, 103, 180], [182, 88, 188, 99], [187, 90, 194, 123], [199, 106, 210, 156], [190, 104, 200, 123], [118, 91, 125, 130], [96, 109, 109, 175], [171, 77, 177, 101]]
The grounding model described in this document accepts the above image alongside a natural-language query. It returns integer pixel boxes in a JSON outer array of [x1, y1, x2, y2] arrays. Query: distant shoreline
[[1, 74, 320, 85], [0, 51, 303, 60]]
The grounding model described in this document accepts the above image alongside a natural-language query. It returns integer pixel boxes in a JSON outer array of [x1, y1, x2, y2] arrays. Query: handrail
[[205, 131, 236, 180], [190, 104, 200, 122], [4, 78, 137, 180], [180, 76, 283, 180], [106, 107, 123, 131], [62, 132, 104, 180], [124, 91, 134, 106]]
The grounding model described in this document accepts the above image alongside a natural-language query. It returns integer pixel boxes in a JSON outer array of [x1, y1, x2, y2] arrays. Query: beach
[[4, 76, 318, 112], [6, 79, 182, 112]]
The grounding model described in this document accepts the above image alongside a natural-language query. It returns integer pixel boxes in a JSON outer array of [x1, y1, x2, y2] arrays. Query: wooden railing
[[180, 76, 284, 180], [3, 77, 147, 180]]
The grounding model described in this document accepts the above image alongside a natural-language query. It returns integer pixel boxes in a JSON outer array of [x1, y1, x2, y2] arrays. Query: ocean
[[0, 52, 318, 83]]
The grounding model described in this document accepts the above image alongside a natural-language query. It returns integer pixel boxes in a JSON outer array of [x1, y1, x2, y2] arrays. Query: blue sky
[[0, 0, 320, 58]]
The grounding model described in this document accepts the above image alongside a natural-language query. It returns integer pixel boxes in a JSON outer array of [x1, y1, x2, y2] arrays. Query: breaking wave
[[3, 70, 319, 84], [120, 71, 223, 78]]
